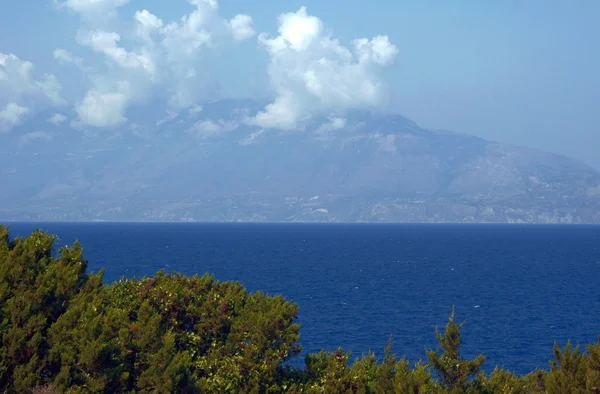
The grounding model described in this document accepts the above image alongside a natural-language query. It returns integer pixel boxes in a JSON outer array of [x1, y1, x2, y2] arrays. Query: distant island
[[1, 225, 599, 393], [1, 99, 599, 223]]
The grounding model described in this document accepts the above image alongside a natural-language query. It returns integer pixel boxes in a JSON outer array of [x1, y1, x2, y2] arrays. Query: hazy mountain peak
[[1, 99, 599, 223]]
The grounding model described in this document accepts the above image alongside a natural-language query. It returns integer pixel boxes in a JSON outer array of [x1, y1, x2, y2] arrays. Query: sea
[[5, 222, 600, 375]]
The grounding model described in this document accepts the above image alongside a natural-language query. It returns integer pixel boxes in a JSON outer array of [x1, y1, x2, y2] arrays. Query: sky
[[0, 0, 599, 167]]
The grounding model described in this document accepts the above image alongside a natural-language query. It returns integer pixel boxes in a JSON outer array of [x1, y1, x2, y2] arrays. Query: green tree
[[586, 338, 600, 392], [0, 226, 93, 392], [296, 339, 435, 394], [473, 367, 529, 394], [543, 341, 589, 394], [49, 271, 301, 392], [425, 306, 485, 393], [371, 338, 435, 394]]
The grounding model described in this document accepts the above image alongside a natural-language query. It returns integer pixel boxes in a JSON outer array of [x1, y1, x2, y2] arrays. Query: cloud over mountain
[[1, 1, 397, 133], [52, 0, 257, 128], [252, 7, 398, 129]]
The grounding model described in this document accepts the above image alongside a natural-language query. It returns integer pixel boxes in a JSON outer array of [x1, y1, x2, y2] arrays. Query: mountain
[[1, 99, 599, 223]]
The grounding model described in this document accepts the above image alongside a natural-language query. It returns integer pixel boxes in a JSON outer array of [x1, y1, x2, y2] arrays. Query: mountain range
[[1, 99, 599, 223]]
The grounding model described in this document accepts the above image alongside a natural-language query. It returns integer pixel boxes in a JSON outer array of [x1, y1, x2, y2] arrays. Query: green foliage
[[48, 270, 300, 392], [473, 367, 529, 394], [526, 340, 600, 394], [426, 306, 485, 392], [373, 339, 435, 393], [3, 225, 600, 393], [288, 339, 434, 393], [0, 226, 92, 392], [587, 339, 600, 392], [546, 341, 588, 393]]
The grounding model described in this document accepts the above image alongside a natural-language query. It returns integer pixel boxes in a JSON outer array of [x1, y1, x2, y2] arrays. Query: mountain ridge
[[1, 99, 599, 223]]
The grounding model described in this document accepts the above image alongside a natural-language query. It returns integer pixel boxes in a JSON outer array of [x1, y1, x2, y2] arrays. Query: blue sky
[[1, 0, 599, 167]]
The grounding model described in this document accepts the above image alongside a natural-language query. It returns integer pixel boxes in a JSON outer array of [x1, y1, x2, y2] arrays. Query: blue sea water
[[5, 222, 600, 375]]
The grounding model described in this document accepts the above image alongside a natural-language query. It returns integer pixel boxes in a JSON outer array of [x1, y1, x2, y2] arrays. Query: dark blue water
[[5, 223, 600, 375]]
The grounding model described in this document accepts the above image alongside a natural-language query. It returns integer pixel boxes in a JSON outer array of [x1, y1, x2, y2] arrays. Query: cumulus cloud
[[48, 2, 395, 131], [228, 14, 255, 41], [56, 0, 255, 128], [77, 30, 156, 75], [0, 53, 65, 107], [0, 102, 29, 131], [252, 91, 300, 129], [159, 6, 215, 57], [134, 9, 164, 39], [74, 88, 129, 127], [250, 7, 398, 129], [47, 113, 68, 125], [0, 53, 65, 131]]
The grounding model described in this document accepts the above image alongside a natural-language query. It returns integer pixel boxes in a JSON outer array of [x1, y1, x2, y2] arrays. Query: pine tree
[[0, 226, 92, 392], [544, 341, 588, 394], [425, 306, 485, 393]]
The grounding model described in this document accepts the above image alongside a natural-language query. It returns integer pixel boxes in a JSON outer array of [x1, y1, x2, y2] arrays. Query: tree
[[543, 341, 589, 394], [425, 306, 485, 393], [49, 271, 301, 392], [0, 226, 94, 392]]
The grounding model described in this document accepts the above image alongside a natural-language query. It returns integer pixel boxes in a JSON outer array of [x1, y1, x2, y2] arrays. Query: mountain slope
[[1, 100, 599, 223]]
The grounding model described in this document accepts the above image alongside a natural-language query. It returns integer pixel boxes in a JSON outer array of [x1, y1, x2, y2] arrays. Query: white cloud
[[37, 74, 66, 107], [189, 0, 218, 7], [49, 3, 395, 131], [239, 129, 264, 145], [159, 2, 218, 58], [0, 53, 65, 107], [77, 30, 156, 75], [47, 113, 68, 125], [188, 118, 239, 138], [0, 102, 29, 131], [252, 90, 300, 129], [250, 7, 398, 129], [266, 7, 322, 52], [228, 14, 255, 41], [54, 0, 130, 18], [20, 131, 54, 145], [57, 0, 255, 128], [189, 119, 222, 138], [314, 117, 347, 134], [0, 53, 65, 131], [155, 2, 253, 59], [188, 105, 203, 116], [75, 88, 129, 127], [354, 36, 398, 66], [53, 48, 84, 67], [134, 9, 164, 39]]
